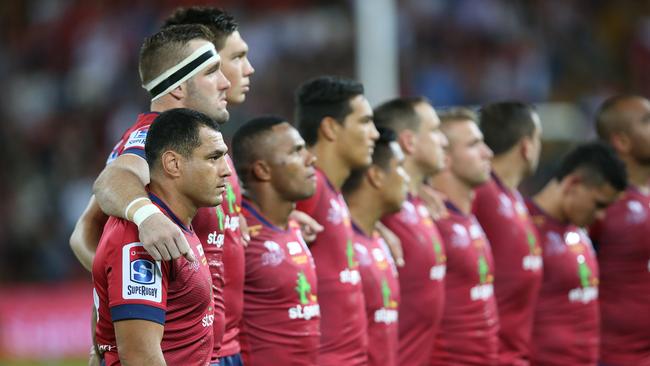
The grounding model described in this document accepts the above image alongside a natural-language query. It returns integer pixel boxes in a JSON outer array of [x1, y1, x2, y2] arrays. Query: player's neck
[[311, 144, 351, 190], [150, 97, 180, 113], [148, 181, 196, 227], [245, 186, 293, 230], [346, 191, 383, 236], [404, 158, 425, 195], [491, 156, 525, 191], [623, 155, 650, 193], [431, 171, 475, 215], [532, 182, 567, 224]]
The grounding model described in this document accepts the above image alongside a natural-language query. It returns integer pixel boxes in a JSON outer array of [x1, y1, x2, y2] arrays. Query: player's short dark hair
[[139, 24, 214, 86], [479, 101, 537, 155], [295, 76, 365, 146], [342, 127, 399, 195], [555, 141, 627, 191], [145, 108, 221, 169], [163, 7, 238, 50], [595, 94, 641, 142], [231, 116, 288, 186], [374, 97, 429, 133]]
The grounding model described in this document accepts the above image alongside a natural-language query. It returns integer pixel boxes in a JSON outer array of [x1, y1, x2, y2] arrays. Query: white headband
[[144, 43, 220, 101]]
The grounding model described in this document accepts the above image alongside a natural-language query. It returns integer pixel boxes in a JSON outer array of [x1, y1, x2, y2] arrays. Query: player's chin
[[211, 196, 224, 207]]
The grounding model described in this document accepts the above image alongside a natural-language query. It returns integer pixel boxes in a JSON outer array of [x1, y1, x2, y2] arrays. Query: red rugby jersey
[[590, 186, 650, 366], [93, 193, 213, 366], [527, 200, 599, 366], [473, 174, 543, 366], [193, 154, 243, 360], [105, 112, 158, 164], [240, 201, 320, 366], [295, 168, 368, 366], [431, 201, 499, 366], [381, 195, 446, 366], [352, 225, 400, 366], [107, 112, 233, 360]]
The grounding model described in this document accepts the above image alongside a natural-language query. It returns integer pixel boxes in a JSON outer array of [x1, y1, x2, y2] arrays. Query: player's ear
[[251, 160, 272, 182], [520, 136, 532, 161], [168, 83, 185, 100], [319, 117, 340, 142], [161, 150, 182, 178], [366, 165, 385, 189], [561, 173, 582, 195], [610, 132, 631, 155], [398, 130, 416, 155]]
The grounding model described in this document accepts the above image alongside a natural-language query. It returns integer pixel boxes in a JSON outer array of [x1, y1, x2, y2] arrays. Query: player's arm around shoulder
[[114, 319, 165, 366], [93, 153, 195, 263], [70, 195, 108, 271]]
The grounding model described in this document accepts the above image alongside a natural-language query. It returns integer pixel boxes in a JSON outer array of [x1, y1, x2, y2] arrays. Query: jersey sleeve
[[106, 238, 170, 325]]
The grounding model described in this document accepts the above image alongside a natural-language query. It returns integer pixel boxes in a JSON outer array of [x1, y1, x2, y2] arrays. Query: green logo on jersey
[[478, 255, 489, 284], [346, 239, 358, 268], [527, 231, 537, 255], [577, 255, 592, 288], [382, 278, 392, 308], [433, 238, 445, 263], [225, 184, 237, 213], [296, 271, 312, 305], [216, 206, 225, 231]]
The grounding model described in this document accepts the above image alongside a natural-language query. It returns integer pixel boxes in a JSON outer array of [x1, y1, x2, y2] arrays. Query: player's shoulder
[[101, 217, 140, 249]]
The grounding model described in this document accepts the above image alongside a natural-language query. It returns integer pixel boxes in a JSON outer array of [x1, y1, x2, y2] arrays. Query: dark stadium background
[[1, 0, 649, 364]]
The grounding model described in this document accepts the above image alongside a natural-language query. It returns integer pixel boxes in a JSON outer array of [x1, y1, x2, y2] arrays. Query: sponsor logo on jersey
[[374, 308, 399, 324], [261, 240, 285, 266], [327, 198, 346, 225], [122, 243, 162, 302], [288, 304, 321, 320], [568, 254, 598, 303], [289, 272, 320, 320], [450, 223, 470, 248], [123, 128, 148, 150], [523, 230, 543, 271], [498, 193, 515, 218], [398, 200, 419, 224], [626, 200, 647, 224], [340, 239, 362, 285], [470, 254, 494, 301], [202, 308, 214, 327], [430, 265, 446, 280]]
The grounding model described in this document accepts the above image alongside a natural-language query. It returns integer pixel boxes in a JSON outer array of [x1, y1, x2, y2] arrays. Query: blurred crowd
[[1, 0, 649, 283]]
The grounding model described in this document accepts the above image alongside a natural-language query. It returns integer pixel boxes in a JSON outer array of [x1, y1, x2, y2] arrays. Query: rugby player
[[527, 142, 626, 365], [429, 108, 499, 365]]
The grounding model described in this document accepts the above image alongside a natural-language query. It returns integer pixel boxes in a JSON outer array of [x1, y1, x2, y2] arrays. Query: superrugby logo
[[123, 128, 148, 150], [131, 259, 155, 284], [122, 243, 162, 302]]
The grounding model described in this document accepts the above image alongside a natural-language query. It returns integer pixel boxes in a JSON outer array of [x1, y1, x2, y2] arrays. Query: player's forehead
[[198, 127, 226, 152], [223, 30, 248, 52], [185, 38, 221, 65]]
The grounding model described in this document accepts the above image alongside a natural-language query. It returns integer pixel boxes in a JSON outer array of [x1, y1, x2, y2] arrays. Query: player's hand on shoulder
[[290, 210, 323, 243], [139, 213, 196, 262], [419, 184, 448, 220]]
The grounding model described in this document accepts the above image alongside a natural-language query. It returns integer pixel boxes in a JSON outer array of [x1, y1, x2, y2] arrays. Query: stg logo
[[131, 259, 155, 284], [206, 231, 224, 248]]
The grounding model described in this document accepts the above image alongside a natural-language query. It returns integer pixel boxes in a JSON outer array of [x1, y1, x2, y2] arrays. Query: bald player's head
[[596, 95, 650, 164]]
